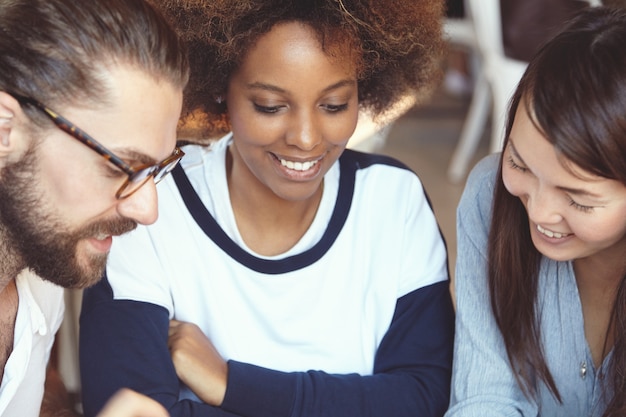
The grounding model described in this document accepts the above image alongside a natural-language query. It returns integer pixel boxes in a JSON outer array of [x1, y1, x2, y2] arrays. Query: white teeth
[[537, 224, 569, 239], [280, 158, 318, 171]]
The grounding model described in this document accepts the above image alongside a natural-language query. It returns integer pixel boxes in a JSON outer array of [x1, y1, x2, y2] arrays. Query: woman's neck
[[226, 144, 324, 256], [574, 249, 625, 368]]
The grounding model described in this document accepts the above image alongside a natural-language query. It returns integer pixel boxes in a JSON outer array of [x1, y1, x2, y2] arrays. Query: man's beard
[[0, 147, 137, 289]]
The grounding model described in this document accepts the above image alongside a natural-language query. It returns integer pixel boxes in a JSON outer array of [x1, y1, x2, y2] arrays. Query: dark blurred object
[[500, 0, 589, 61], [603, 0, 626, 7], [447, 0, 465, 17]]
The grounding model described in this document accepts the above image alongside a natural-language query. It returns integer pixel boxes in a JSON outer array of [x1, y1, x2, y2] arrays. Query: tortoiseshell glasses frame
[[11, 93, 184, 199]]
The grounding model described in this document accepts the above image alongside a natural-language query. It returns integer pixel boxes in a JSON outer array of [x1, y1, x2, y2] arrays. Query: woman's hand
[[97, 389, 168, 417], [168, 319, 228, 406]]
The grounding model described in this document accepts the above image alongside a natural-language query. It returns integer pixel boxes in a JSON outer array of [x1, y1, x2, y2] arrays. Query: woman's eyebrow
[[508, 139, 526, 165], [246, 78, 356, 95], [510, 138, 605, 200]]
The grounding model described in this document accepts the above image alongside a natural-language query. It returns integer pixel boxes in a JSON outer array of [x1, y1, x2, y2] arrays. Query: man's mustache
[[78, 218, 138, 239]]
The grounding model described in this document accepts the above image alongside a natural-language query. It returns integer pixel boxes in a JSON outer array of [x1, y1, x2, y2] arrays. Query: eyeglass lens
[[117, 155, 182, 199]]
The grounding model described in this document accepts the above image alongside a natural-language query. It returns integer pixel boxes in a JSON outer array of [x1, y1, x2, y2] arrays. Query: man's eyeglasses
[[11, 93, 184, 199]]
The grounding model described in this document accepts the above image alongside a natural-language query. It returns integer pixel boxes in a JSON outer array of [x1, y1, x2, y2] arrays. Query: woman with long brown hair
[[447, 6, 626, 417]]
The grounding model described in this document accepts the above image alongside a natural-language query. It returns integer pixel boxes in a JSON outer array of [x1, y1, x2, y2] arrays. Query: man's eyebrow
[[112, 148, 156, 166]]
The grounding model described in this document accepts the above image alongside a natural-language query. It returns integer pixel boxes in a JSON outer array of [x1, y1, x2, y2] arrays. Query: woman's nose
[[525, 187, 562, 225], [285, 111, 322, 151]]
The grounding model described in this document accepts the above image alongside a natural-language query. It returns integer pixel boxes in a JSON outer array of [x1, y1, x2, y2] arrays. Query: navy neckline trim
[[172, 149, 408, 274]]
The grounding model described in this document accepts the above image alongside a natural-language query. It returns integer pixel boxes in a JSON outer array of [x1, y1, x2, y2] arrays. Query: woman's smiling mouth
[[537, 224, 571, 239], [279, 157, 320, 171]]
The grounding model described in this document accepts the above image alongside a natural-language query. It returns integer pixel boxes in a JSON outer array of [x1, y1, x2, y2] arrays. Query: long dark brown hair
[[488, 6, 626, 416]]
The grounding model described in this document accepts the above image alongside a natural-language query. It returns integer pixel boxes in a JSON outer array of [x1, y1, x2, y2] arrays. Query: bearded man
[[0, 0, 188, 416]]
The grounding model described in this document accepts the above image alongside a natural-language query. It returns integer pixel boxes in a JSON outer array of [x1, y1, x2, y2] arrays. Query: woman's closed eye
[[253, 102, 349, 114], [321, 103, 349, 113], [253, 103, 284, 114], [507, 156, 527, 172], [568, 198, 595, 213]]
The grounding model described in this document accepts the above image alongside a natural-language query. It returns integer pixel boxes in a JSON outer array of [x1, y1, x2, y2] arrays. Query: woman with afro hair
[[79, 1, 454, 416]]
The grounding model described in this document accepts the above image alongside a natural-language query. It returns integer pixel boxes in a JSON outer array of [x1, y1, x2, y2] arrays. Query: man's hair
[[0, 0, 189, 119]]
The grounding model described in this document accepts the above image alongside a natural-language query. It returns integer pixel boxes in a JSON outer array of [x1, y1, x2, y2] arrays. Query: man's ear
[[0, 91, 20, 150]]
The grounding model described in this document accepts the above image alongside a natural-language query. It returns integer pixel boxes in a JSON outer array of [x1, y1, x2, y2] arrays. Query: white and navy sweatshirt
[[79, 135, 454, 417]]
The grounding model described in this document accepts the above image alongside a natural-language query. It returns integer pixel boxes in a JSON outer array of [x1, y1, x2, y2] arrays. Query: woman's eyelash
[[253, 102, 349, 114], [253, 103, 281, 114], [507, 156, 527, 172], [323, 103, 348, 112], [506, 152, 596, 213], [568, 199, 594, 213]]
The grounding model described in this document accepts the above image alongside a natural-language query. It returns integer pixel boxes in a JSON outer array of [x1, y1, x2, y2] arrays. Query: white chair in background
[[347, 94, 416, 153], [469, 0, 529, 154], [446, 0, 527, 183], [446, 0, 600, 183], [346, 111, 395, 153]]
